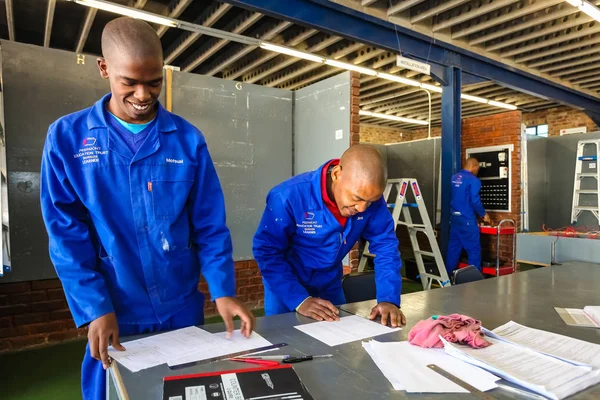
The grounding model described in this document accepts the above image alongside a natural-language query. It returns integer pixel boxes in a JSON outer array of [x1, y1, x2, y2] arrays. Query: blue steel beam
[[221, 0, 600, 119], [441, 67, 462, 259]]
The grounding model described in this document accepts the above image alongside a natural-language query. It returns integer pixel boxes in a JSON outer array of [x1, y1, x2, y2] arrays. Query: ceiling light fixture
[[359, 110, 430, 126], [259, 43, 325, 63], [324, 60, 377, 76], [74, 0, 177, 27], [567, 0, 600, 22]]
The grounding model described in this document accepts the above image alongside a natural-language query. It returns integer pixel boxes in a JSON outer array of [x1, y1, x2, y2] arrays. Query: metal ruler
[[427, 364, 495, 400], [169, 342, 288, 370]]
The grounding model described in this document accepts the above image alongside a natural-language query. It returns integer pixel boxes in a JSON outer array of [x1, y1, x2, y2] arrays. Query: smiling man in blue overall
[[40, 18, 254, 400], [446, 157, 491, 276], [253, 145, 406, 327]]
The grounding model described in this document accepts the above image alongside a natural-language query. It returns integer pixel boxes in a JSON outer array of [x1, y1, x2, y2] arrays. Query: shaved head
[[340, 144, 387, 189], [329, 144, 387, 217], [464, 157, 480, 175], [97, 17, 164, 124], [101, 17, 163, 62]]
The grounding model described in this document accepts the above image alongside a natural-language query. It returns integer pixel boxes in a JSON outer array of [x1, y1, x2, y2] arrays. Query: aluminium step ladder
[[358, 178, 451, 290], [570, 139, 600, 225]]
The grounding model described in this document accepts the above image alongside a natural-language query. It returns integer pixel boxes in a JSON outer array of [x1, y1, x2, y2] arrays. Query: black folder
[[163, 364, 314, 400]]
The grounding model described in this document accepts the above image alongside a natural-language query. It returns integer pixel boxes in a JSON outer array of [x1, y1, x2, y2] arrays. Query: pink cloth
[[408, 314, 492, 349]]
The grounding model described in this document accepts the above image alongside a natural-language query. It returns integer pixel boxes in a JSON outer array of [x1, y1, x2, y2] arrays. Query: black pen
[[282, 354, 333, 363]]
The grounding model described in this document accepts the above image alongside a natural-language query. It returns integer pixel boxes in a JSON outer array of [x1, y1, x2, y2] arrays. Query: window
[[526, 124, 549, 137]]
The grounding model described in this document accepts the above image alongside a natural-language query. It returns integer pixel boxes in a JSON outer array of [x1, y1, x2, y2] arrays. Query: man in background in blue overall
[[446, 157, 491, 276], [40, 18, 254, 400], [253, 145, 406, 327]]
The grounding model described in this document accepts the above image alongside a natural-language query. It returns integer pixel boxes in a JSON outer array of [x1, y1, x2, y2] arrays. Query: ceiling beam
[[203, 21, 292, 76], [515, 35, 600, 70], [156, 0, 194, 38], [164, 3, 232, 65], [456, 0, 564, 41], [361, 0, 379, 6], [132, 0, 149, 9], [223, 29, 320, 80], [182, 11, 263, 72], [44, 0, 57, 47], [433, 0, 518, 33], [500, 25, 599, 58], [387, 0, 425, 16], [5, 0, 15, 41], [411, 0, 470, 24], [75, 8, 97, 54], [487, 14, 594, 53], [244, 34, 342, 84]]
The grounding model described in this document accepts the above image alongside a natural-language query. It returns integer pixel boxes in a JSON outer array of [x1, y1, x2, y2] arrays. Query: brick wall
[[412, 126, 442, 140], [462, 111, 522, 265], [522, 106, 598, 137], [348, 71, 361, 273], [360, 124, 411, 144], [0, 260, 263, 353]]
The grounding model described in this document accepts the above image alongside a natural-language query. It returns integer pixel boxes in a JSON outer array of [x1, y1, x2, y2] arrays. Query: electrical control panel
[[466, 145, 513, 212]]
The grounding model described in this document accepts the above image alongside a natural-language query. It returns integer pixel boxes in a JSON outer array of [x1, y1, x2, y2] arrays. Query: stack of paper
[[443, 321, 600, 399], [486, 321, 600, 368], [293, 315, 400, 346], [362, 340, 500, 393], [108, 327, 272, 372]]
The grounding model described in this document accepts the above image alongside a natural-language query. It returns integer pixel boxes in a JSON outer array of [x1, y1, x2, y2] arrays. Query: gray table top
[[109, 261, 600, 400]]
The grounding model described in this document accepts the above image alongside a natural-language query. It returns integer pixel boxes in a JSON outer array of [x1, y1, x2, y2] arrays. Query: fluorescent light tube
[[325, 59, 377, 76], [377, 72, 421, 87], [259, 43, 325, 63], [461, 94, 489, 104], [74, 0, 177, 27], [488, 100, 518, 110], [359, 110, 429, 125]]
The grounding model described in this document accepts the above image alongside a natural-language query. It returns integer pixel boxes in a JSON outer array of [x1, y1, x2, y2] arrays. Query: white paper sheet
[[293, 315, 400, 346], [108, 326, 272, 372], [167, 330, 272, 367], [442, 336, 600, 400], [554, 307, 600, 328], [108, 326, 229, 372], [486, 320, 600, 368], [363, 341, 499, 393]]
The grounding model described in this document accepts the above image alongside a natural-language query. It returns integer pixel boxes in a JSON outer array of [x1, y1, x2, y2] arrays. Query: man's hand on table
[[297, 297, 340, 322], [216, 296, 256, 338], [369, 302, 406, 328]]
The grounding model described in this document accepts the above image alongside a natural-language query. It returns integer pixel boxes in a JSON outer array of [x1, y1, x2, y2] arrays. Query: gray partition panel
[[294, 72, 351, 174], [1, 41, 109, 282], [525, 136, 548, 231], [172, 72, 293, 260], [545, 132, 600, 228], [386, 138, 441, 220]]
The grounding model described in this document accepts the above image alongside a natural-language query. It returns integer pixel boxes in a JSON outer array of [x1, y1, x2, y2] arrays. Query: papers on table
[[107, 326, 271, 372], [485, 320, 600, 368], [555, 306, 600, 329], [293, 315, 400, 346], [167, 330, 272, 367], [442, 322, 600, 400], [443, 337, 600, 400], [362, 340, 500, 393]]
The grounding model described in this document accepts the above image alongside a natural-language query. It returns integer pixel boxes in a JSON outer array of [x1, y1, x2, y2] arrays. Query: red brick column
[[348, 71, 361, 273]]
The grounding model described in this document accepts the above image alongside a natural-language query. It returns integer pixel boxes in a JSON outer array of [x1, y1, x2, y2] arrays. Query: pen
[[229, 358, 280, 367], [497, 383, 548, 400], [282, 354, 333, 364], [238, 355, 290, 360]]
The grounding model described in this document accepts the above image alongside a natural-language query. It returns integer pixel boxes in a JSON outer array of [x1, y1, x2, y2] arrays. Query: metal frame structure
[[221, 0, 600, 254]]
